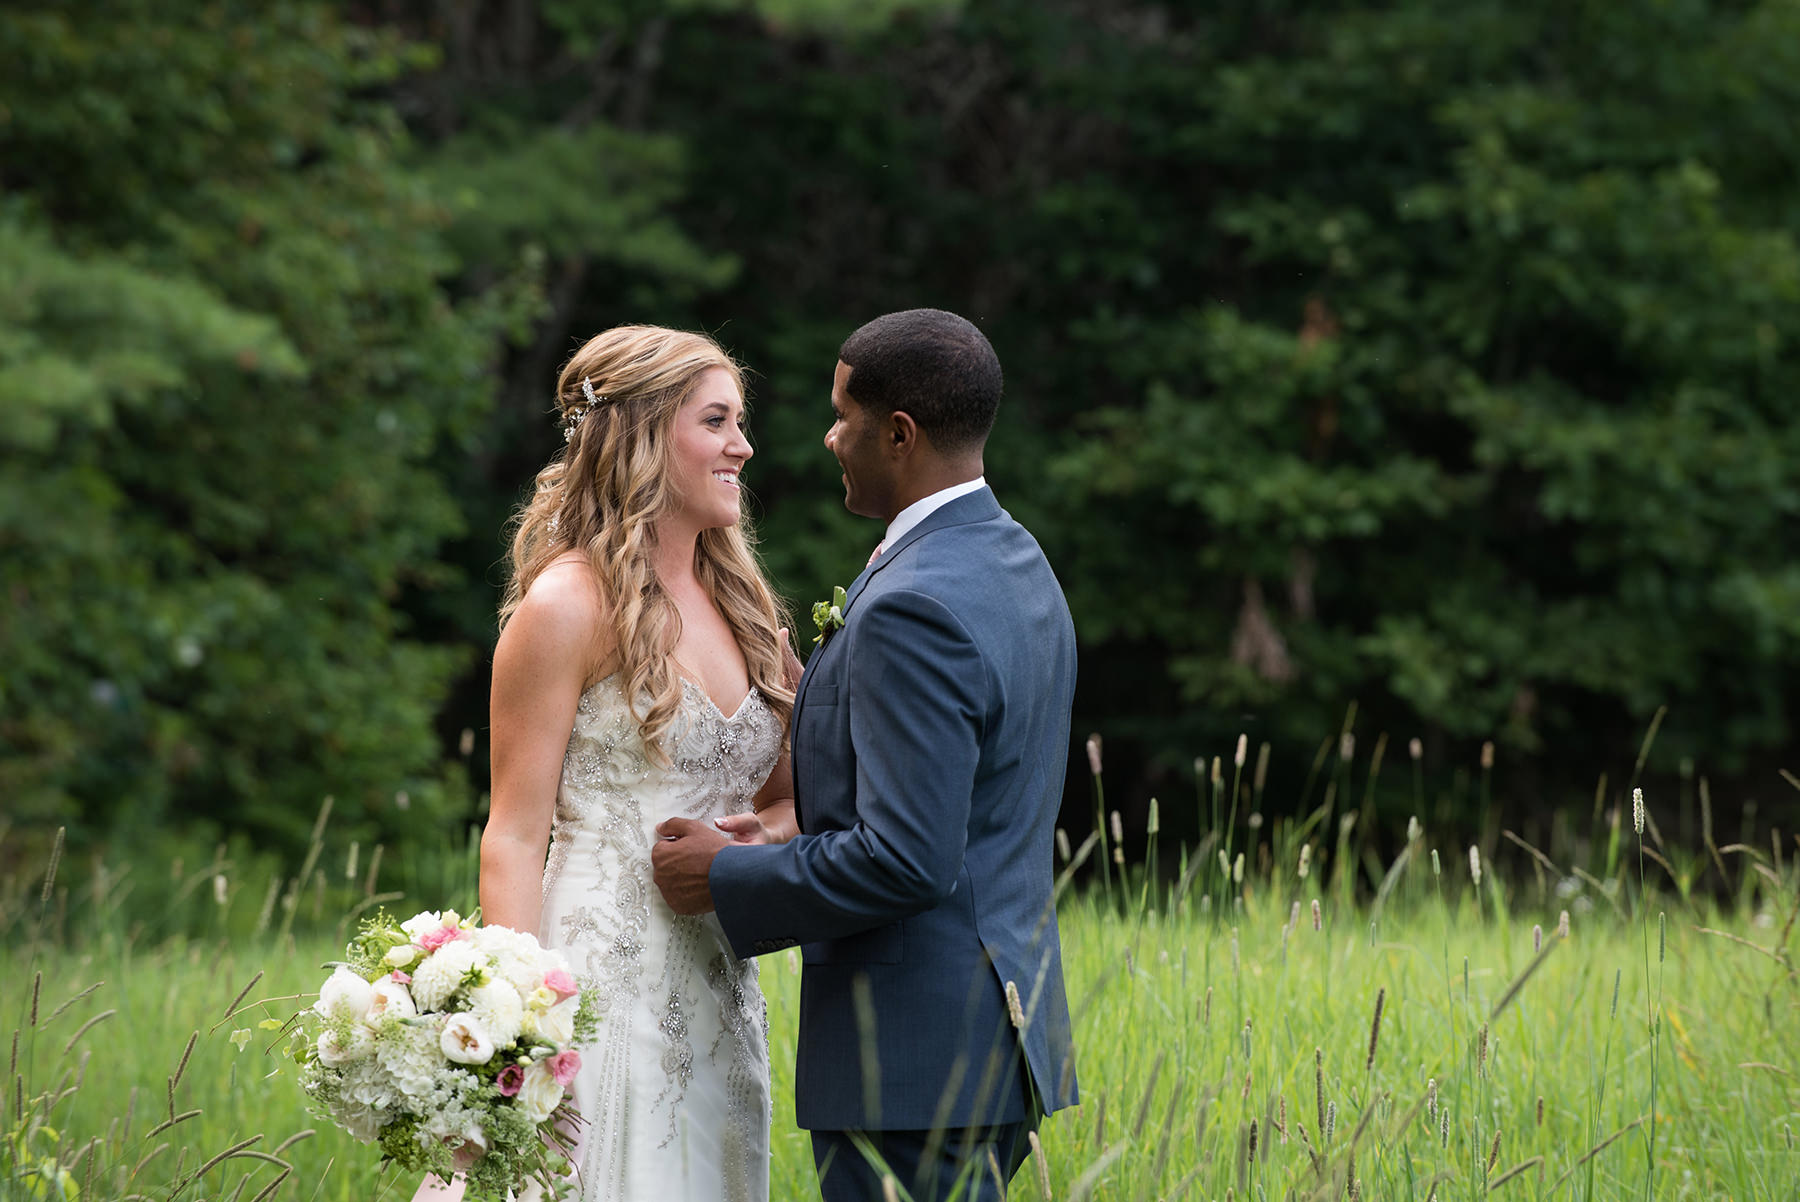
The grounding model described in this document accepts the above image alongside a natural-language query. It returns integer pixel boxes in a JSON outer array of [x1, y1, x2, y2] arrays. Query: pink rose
[[418, 925, 464, 952], [496, 1064, 525, 1097], [390, 970, 412, 984], [542, 969, 579, 1002], [546, 1050, 581, 1088]]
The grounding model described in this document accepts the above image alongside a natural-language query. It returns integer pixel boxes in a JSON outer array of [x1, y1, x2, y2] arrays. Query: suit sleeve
[[709, 588, 985, 957]]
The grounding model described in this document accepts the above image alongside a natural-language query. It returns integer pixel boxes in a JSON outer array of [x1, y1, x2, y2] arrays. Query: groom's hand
[[652, 818, 729, 915]]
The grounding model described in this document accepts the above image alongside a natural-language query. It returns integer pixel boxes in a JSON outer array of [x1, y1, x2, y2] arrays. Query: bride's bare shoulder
[[500, 555, 616, 677]]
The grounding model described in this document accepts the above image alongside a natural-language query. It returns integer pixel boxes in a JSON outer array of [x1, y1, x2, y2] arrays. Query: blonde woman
[[419, 326, 797, 1201]]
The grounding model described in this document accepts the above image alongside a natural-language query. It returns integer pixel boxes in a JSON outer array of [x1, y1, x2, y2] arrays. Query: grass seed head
[[1533, 923, 1542, 952], [1487, 1128, 1502, 1173], [1409, 736, 1423, 760], [1005, 980, 1024, 1030], [1407, 815, 1421, 843], [1110, 810, 1123, 844], [1055, 828, 1070, 862], [1477, 1023, 1489, 1076], [1632, 787, 1645, 834], [1312, 899, 1322, 931], [1439, 1105, 1450, 1146], [1431, 847, 1441, 876], [1086, 734, 1102, 776], [1028, 1130, 1051, 1199], [1558, 909, 1570, 938], [1536, 1095, 1544, 1127], [1147, 797, 1160, 836], [1365, 988, 1386, 1071], [1235, 733, 1248, 768], [1426, 1076, 1437, 1117], [1298, 843, 1312, 879], [1233, 853, 1244, 883], [1340, 732, 1355, 762], [1481, 740, 1494, 770], [1468, 844, 1482, 887], [1325, 1100, 1337, 1144]]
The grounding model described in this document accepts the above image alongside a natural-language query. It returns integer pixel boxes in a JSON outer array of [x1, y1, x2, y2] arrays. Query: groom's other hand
[[652, 818, 730, 914]]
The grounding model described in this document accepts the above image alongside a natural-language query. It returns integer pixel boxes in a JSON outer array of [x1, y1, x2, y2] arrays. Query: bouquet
[[287, 909, 598, 1200]]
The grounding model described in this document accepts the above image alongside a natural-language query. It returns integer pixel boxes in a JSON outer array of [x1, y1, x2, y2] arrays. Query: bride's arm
[[480, 565, 606, 935]]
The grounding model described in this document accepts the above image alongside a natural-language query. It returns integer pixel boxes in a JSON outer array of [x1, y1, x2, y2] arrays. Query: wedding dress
[[539, 673, 780, 1201]]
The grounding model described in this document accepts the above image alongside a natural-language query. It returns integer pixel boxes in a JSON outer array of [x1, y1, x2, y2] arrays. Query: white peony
[[517, 1062, 565, 1123], [314, 968, 374, 1021], [410, 940, 482, 1011], [367, 979, 417, 1022], [316, 1024, 374, 1065], [467, 980, 524, 1048], [469, 925, 552, 998], [440, 1013, 495, 1065]]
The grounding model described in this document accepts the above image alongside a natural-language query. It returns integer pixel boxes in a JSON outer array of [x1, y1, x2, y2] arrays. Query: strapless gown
[[541, 674, 781, 1201]]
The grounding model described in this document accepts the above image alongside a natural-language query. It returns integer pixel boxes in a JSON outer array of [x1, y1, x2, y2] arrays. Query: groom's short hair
[[838, 309, 1002, 452]]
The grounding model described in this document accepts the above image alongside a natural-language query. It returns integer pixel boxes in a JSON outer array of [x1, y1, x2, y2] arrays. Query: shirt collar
[[880, 476, 988, 554]]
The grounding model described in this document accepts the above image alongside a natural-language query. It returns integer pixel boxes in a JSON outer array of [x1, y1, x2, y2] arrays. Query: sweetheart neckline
[[582, 671, 760, 725]]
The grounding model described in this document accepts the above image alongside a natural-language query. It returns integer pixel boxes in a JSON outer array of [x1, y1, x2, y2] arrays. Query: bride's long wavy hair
[[500, 326, 793, 762]]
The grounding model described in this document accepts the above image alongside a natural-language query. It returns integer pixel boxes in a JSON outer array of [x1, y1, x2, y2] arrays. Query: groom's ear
[[887, 409, 920, 457]]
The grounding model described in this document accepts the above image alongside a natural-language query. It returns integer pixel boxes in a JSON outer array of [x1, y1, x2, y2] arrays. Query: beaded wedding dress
[[539, 673, 780, 1201]]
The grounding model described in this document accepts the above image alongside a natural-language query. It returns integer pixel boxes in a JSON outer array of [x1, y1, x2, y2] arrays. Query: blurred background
[[4, 0, 1798, 895]]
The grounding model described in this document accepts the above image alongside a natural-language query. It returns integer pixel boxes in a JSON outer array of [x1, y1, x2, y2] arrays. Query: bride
[[418, 326, 798, 1201]]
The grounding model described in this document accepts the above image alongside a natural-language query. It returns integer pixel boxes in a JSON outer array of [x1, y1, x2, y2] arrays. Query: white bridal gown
[[423, 673, 779, 1202], [542, 674, 779, 1201]]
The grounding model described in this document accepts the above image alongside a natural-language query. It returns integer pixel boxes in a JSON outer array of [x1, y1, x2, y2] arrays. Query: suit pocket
[[802, 683, 839, 709], [802, 921, 904, 965]]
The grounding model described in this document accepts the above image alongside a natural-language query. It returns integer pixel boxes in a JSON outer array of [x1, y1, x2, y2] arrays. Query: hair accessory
[[564, 377, 606, 442]]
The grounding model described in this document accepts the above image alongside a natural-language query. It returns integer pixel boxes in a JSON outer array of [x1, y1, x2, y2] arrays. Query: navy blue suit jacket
[[710, 487, 1078, 1131]]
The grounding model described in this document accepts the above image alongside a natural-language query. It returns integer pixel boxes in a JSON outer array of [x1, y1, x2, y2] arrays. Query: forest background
[[4, 0, 1799, 887]]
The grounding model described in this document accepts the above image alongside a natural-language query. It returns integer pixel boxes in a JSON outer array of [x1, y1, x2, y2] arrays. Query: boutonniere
[[811, 585, 848, 645]]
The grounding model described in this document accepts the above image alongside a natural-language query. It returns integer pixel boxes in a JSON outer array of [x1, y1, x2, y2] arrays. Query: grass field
[[5, 786, 1798, 1200]]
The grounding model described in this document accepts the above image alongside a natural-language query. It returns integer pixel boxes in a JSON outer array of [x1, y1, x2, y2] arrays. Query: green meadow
[[4, 773, 1797, 1201]]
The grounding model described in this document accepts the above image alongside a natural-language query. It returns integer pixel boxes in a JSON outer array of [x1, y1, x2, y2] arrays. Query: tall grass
[[4, 744, 1798, 1200]]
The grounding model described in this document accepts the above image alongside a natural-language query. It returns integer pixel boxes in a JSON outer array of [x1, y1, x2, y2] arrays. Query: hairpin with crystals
[[564, 377, 606, 442]]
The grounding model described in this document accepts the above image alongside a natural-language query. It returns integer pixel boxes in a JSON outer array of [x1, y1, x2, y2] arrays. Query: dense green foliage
[[4, 0, 1798, 857]]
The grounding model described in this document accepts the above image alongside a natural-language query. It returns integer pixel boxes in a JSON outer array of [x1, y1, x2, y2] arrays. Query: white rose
[[367, 979, 417, 1022], [314, 968, 374, 1021], [400, 911, 442, 941], [384, 944, 421, 969], [468, 981, 524, 1048], [440, 1013, 495, 1065], [316, 1025, 373, 1065], [527, 996, 578, 1046], [516, 1062, 565, 1123]]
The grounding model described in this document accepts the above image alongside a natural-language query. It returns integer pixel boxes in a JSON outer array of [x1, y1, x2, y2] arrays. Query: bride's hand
[[777, 627, 804, 692], [714, 812, 771, 845]]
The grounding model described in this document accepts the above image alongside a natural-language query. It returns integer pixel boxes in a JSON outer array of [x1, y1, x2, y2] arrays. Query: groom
[[653, 308, 1078, 1201]]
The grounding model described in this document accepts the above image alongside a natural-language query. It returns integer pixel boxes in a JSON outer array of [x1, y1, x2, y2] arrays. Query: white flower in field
[[316, 1024, 374, 1066], [411, 940, 482, 1011], [517, 1062, 566, 1123], [469, 980, 525, 1048], [315, 968, 374, 1021], [367, 979, 417, 1022], [440, 1013, 496, 1065]]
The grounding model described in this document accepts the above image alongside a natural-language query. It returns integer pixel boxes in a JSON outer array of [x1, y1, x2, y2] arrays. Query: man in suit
[[652, 308, 1078, 1202]]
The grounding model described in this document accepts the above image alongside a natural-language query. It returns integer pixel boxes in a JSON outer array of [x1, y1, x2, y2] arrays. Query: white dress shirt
[[872, 476, 988, 561]]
